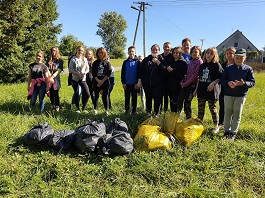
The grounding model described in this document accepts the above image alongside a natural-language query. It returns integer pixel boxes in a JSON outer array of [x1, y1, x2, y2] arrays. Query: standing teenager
[[27, 50, 49, 112], [182, 38, 192, 64], [85, 49, 95, 105], [69, 46, 90, 113], [47, 47, 64, 112], [92, 47, 112, 116]]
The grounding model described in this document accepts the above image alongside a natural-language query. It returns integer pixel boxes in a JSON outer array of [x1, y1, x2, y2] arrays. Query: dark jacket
[[221, 63, 255, 97], [121, 58, 140, 85], [168, 59, 187, 87], [139, 54, 167, 87], [92, 59, 112, 80]]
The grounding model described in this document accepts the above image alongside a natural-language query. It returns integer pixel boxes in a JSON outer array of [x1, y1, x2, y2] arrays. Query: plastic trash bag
[[139, 117, 161, 127], [134, 125, 171, 151], [48, 130, 75, 150], [160, 112, 182, 134], [174, 118, 204, 146]]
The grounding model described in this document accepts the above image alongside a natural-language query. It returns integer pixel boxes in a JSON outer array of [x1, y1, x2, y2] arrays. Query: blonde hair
[[76, 45, 86, 69], [36, 50, 44, 58], [226, 46, 236, 53], [203, 47, 219, 63], [86, 49, 95, 64]]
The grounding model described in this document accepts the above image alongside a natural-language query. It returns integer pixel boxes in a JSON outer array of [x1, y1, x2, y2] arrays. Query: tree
[[59, 34, 86, 57], [246, 51, 259, 62], [0, 0, 62, 83], [96, 11, 127, 59]]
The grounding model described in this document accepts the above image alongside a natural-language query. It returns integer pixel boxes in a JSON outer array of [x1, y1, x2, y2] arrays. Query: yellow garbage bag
[[139, 117, 161, 127], [174, 118, 204, 146], [134, 125, 172, 151], [161, 112, 182, 134]]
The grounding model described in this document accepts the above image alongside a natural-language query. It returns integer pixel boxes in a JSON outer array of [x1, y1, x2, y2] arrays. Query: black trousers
[[49, 86, 60, 107], [143, 84, 162, 115], [168, 84, 182, 112], [93, 80, 110, 110], [86, 77, 95, 105], [72, 80, 90, 110], [124, 84, 137, 113]]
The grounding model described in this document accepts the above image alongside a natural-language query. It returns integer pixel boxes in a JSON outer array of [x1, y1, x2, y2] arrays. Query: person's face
[[173, 49, 182, 60], [128, 48, 135, 58], [51, 48, 57, 57], [151, 46, 160, 57], [98, 50, 104, 60], [206, 51, 214, 62], [77, 47, 84, 56], [191, 49, 200, 59], [163, 44, 171, 54], [138, 56, 143, 62], [86, 51, 93, 59], [234, 55, 246, 66], [182, 41, 191, 54], [226, 49, 235, 62], [36, 53, 44, 63]]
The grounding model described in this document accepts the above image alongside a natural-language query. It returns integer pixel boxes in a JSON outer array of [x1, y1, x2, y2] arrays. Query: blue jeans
[[30, 83, 46, 112]]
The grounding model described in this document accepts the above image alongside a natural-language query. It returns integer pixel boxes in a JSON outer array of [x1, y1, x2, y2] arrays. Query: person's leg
[[93, 86, 100, 111], [153, 85, 163, 115], [140, 87, 146, 110], [72, 80, 80, 110], [79, 81, 90, 111], [49, 86, 55, 107], [208, 100, 219, 126], [38, 83, 46, 112], [102, 85, 109, 111], [230, 96, 246, 134], [131, 85, 138, 113], [143, 86, 152, 114], [224, 96, 233, 133], [176, 88, 185, 113], [54, 90, 60, 108], [218, 90, 225, 125], [30, 85, 38, 109], [124, 84, 131, 112], [197, 98, 206, 121]]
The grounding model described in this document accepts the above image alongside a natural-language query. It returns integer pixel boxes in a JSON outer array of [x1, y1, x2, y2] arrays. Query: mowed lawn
[[0, 69, 264, 197]]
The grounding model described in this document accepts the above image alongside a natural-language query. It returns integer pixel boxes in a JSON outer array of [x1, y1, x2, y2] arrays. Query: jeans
[[30, 83, 46, 112]]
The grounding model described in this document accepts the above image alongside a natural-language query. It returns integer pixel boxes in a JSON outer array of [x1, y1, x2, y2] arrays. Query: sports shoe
[[55, 106, 60, 112], [212, 126, 220, 134], [105, 110, 108, 116], [76, 110, 81, 114], [226, 133, 236, 142], [94, 109, 98, 115]]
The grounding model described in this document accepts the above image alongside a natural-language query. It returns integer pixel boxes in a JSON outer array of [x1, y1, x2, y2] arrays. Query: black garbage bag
[[106, 118, 128, 133], [99, 130, 134, 156], [48, 130, 75, 150], [74, 120, 106, 153], [23, 122, 54, 145]]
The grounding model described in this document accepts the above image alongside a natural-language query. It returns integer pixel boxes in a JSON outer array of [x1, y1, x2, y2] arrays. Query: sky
[[55, 0, 265, 56]]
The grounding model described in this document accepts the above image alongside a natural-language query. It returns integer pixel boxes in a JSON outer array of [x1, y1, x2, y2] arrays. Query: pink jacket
[[27, 77, 46, 100], [181, 58, 203, 87]]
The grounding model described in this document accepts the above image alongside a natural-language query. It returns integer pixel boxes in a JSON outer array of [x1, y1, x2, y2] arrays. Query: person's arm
[[27, 68, 32, 91]]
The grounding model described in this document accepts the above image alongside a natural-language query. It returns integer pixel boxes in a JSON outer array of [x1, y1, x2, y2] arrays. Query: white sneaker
[[212, 126, 220, 134], [105, 110, 108, 116], [83, 110, 88, 113], [94, 109, 98, 115], [76, 110, 81, 114]]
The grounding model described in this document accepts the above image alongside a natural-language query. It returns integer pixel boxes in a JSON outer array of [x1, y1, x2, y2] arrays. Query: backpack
[[23, 122, 54, 145], [74, 120, 106, 153], [48, 130, 75, 150]]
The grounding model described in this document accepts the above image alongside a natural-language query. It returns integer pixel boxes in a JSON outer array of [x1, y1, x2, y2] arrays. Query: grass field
[[0, 71, 264, 197]]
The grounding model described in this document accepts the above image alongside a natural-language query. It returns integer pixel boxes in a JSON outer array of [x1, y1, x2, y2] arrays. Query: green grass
[[0, 71, 264, 197]]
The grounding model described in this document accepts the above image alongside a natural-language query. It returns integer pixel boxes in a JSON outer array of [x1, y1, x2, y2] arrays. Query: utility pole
[[131, 2, 151, 57], [200, 39, 204, 50]]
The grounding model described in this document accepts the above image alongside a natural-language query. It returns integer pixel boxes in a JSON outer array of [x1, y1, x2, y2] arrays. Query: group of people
[[27, 37, 255, 141], [121, 38, 255, 141]]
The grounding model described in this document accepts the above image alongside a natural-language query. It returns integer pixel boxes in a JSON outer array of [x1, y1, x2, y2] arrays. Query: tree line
[[0, 0, 127, 83]]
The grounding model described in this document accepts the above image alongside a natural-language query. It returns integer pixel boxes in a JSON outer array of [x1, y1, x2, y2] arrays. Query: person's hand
[[79, 73, 84, 79], [135, 82, 141, 89], [46, 87, 49, 92], [152, 57, 160, 65], [207, 82, 215, 92], [234, 79, 245, 86], [167, 66, 173, 72], [97, 80, 103, 87], [123, 84, 127, 90], [228, 81, 236, 88], [49, 77, 54, 84], [193, 90, 197, 97]]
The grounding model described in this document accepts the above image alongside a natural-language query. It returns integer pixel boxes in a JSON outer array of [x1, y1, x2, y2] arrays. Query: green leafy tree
[[246, 51, 259, 62], [219, 47, 226, 64], [59, 34, 86, 57], [0, 0, 62, 83], [96, 11, 127, 59]]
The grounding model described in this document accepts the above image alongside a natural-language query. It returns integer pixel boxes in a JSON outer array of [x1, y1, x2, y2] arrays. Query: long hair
[[203, 47, 219, 63], [85, 49, 95, 64], [76, 45, 86, 69], [48, 47, 61, 65], [172, 46, 183, 60], [96, 47, 108, 60]]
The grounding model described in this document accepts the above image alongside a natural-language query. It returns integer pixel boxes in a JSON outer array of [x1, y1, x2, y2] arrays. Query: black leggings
[[72, 80, 90, 110], [93, 81, 110, 110], [49, 86, 60, 107]]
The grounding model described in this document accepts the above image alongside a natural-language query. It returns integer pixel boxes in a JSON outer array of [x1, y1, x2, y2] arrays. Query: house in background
[[216, 30, 262, 62]]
